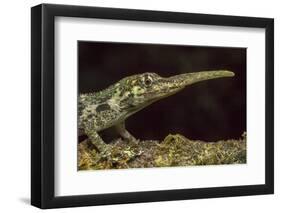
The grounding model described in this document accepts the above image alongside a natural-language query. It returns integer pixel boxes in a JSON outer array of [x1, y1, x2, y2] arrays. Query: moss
[[78, 132, 246, 170]]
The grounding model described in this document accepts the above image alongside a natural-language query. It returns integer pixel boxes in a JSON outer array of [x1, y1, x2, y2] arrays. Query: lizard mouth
[[157, 70, 234, 98], [167, 70, 235, 88]]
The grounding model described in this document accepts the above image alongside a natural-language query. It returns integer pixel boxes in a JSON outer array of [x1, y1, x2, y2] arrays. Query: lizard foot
[[99, 145, 113, 160]]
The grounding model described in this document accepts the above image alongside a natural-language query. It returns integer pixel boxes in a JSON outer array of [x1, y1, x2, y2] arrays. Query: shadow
[[19, 197, 30, 205]]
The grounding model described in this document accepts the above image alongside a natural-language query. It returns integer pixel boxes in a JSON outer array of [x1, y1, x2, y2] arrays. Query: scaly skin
[[79, 70, 235, 154]]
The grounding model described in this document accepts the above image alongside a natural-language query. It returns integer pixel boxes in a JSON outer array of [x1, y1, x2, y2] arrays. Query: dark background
[[78, 41, 246, 141]]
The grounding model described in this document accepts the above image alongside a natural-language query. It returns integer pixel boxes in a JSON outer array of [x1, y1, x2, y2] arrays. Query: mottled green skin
[[79, 70, 234, 153]]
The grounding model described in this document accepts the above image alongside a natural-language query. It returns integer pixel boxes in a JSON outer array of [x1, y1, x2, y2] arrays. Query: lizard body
[[79, 70, 234, 154]]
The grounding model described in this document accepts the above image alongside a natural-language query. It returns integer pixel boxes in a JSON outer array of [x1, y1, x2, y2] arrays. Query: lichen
[[78, 132, 246, 170]]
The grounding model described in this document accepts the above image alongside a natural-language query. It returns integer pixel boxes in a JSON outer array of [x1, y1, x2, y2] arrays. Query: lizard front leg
[[85, 128, 110, 155], [114, 121, 138, 144]]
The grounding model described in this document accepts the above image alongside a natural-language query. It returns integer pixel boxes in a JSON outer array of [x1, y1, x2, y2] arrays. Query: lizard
[[78, 70, 235, 156]]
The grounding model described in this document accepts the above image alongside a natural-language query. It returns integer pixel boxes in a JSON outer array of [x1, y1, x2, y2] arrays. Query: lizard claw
[[126, 136, 140, 146], [99, 145, 112, 159]]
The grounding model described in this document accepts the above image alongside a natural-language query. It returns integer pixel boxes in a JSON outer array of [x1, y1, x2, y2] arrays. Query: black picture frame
[[31, 3, 274, 209]]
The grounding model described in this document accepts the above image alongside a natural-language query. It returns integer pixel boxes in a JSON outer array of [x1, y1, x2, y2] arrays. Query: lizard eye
[[143, 76, 153, 87]]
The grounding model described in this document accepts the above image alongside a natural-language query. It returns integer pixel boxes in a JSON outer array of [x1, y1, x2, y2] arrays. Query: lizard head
[[115, 70, 235, 114]]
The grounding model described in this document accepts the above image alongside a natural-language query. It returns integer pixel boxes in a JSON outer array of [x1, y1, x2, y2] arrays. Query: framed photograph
[[31, 4, 274, 209]]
